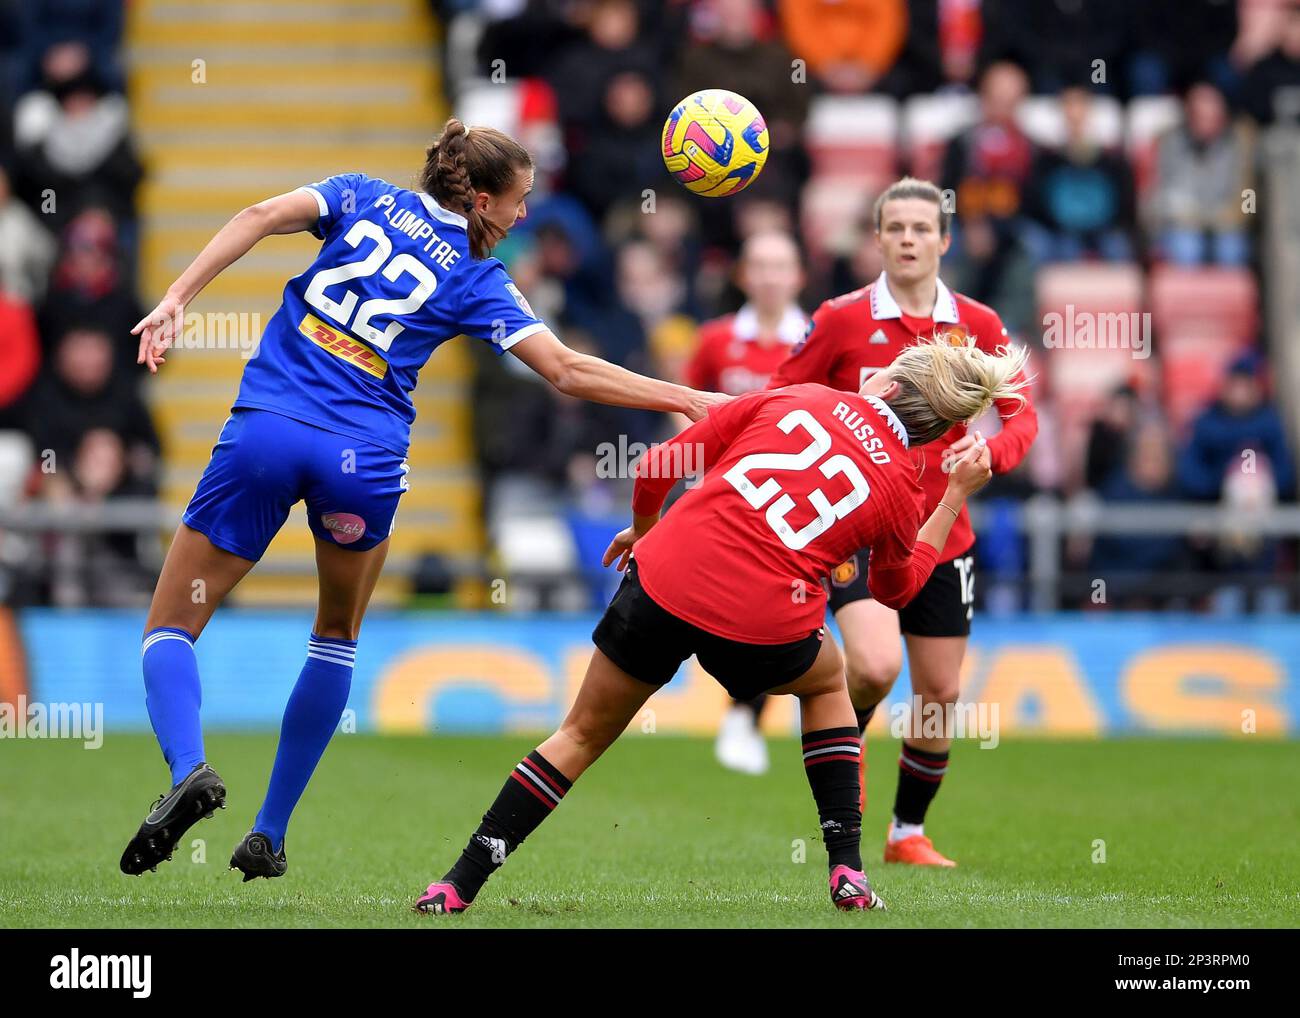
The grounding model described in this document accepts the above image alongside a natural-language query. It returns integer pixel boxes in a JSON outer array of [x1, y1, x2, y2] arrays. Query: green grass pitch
[[2, 733, 1297, 928]]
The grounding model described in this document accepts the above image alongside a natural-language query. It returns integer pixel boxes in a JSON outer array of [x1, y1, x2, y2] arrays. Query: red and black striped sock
[[801, 727, 863, 871], [893, 743, 949, 825], [443, 749, 573, 901]]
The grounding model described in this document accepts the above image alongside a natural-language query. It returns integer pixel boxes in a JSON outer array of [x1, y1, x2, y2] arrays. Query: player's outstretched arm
[[132, 189, 322, 373], [869, 435, 993, 609], [510, 330, 729, 422]]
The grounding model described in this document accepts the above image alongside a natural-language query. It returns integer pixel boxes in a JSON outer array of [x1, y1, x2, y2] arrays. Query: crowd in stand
[[0, 1, 156, 606], [449, 0, 1300, 610], [2, 0, 1299, 609]]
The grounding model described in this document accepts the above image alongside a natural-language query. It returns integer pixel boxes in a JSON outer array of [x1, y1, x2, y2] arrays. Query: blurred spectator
[[11, 41, 142, 232], [1023, 86, 1136, 263], [474, 0, 586, 82], [824, 204, 885, 303], [12, 0, 125, 94], [0, 290, 40, 430], [1083, 383, 1140, 492], [1178, 352, 1294, 502], [547, 0, 661, 151], [1240, 1, 1300, 125], [22, 325, 159, 485], [884, 0, 983, 96], [940, 61, 1036, 309], [677, 0, 810, 209], [1088, 421, 1190, 607], [778, 0, 906, 93], [1146, 81, 1253, 266], [0, 161, 57, 302], [979, 0, 1128, 95], [46, 427, 157, 607], [38, 205, 145, 374], [605, 191, 705, 312], [682, 230, 806, 396], [1125, 0, 1239, 99], [566, 68, 667, 219]]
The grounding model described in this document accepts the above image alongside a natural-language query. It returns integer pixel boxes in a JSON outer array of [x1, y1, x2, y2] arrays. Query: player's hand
[[946, 430, 992, 498], [602, 526, 639, 572], [945, 433, 980, 458], [133, 294, 185, 373], [683, 390, 732, 422]]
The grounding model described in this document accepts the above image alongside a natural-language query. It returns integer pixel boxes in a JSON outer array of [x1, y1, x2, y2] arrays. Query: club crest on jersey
[[791, 317, 816, 356], [831, 556, 860, 587], [937, 324, 971, 346], [505, 283, 536, 319], [298, 313, 388, 379]]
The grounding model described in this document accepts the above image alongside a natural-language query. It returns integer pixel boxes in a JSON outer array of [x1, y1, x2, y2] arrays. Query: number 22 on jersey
[[723, 409, 870, 550], [303, 220, 437, 352]]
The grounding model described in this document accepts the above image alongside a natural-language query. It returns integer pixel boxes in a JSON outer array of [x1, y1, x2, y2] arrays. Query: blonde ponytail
[[880, 334, 1032, 446]]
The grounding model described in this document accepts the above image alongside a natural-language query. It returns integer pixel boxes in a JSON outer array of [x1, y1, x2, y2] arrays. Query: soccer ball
[[661, 89, 769, 198]]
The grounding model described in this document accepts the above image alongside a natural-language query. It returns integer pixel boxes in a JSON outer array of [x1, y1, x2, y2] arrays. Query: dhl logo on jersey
[[298, 313, 388, 379]]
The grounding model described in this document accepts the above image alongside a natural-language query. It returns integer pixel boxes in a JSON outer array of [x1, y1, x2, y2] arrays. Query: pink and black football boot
[[413, 880, 472, 915], [829, 865, 887, 911]]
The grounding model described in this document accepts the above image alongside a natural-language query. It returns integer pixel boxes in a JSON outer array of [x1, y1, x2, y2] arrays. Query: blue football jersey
[[233, 172, 548, 455]]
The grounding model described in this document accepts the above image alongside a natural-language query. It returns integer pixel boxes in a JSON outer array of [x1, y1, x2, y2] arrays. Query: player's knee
[[916, 679, 961, 707], [844, 654, 901, 702]]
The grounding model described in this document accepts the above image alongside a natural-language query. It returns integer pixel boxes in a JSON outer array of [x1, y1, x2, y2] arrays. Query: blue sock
[[142, 627, 206, 786], [253, 633, 355, 851]]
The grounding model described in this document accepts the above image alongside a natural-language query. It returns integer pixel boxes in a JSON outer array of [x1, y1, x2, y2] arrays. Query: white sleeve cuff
[[498, 321, 549, 351], [297, 186, 329, 220]]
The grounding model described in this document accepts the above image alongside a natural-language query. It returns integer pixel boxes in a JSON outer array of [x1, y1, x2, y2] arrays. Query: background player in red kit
[[681, 228, 809, 775], [769, 177, 1038, 868], [415, 337, 1029, 916]]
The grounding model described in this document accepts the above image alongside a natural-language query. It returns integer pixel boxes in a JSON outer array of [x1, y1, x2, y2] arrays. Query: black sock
[[854, 703, 877, 736], [893, 743, 949, 825], [740, 694, 767, 724], [444, 749, 573, 901], [801, 727, 863, 871]]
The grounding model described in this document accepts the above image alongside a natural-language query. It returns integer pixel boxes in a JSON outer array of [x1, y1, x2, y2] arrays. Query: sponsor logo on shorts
[[321, 512, 367, 544], [831, 556, 859, 587], [298, 313, 388, 379]]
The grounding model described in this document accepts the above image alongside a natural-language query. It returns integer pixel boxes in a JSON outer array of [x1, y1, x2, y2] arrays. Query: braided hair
[[419, 117, 532, 259]]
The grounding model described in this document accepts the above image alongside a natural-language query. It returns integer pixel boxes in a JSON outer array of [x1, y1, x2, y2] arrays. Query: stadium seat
[[1036, 262, 1148, 485], [1149, 265, 1260, 349], [900, 93, 978, 182], [805, 94, 899, 189], [1161, 327, 1243, 434], [800, 176, 873, 261], [1016, 95, 1124, 149], [1125, 95, 1183, 197]]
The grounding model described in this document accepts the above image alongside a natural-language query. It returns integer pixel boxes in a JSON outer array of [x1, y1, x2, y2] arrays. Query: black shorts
[[592, 560, 825, 701], [825, 548, 976, 638]]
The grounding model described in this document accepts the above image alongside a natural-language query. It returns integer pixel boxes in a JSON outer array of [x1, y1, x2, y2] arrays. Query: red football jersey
[[684, 304, 807, 395], [770, 271, 1037, 562], [630, 384, 940, 644]]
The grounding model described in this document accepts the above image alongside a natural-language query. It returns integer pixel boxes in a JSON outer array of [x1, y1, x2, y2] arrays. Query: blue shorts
[[183, 409, 409, 561]]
